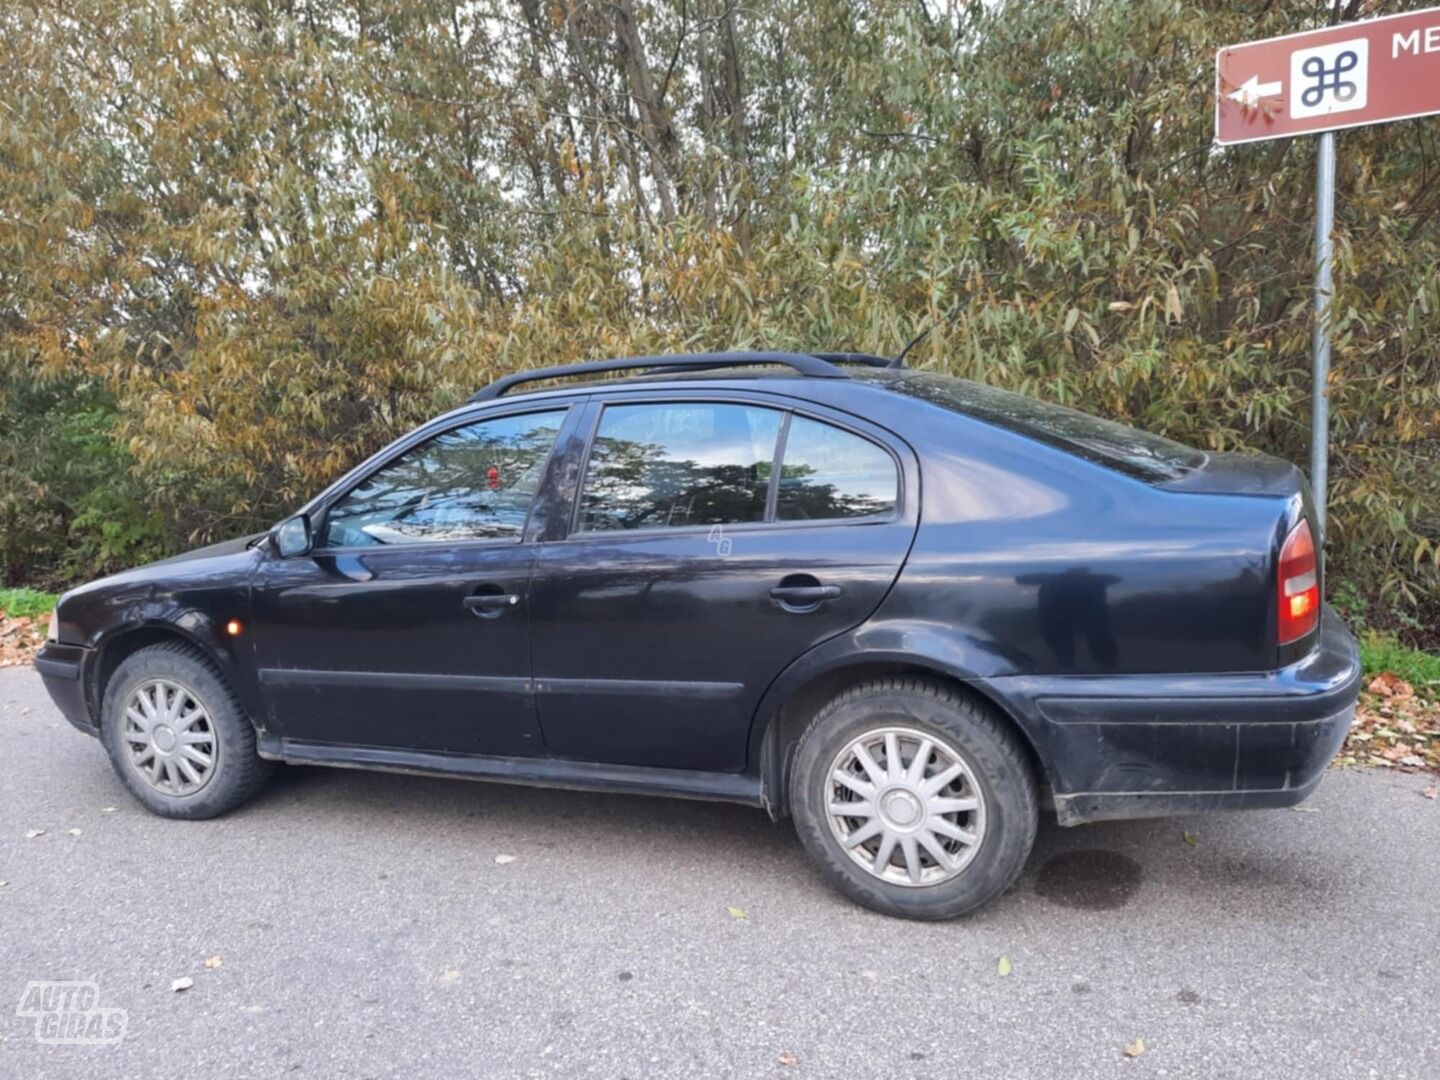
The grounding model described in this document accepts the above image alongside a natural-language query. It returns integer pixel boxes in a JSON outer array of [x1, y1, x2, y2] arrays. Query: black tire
[[789, 677, 1038, 920], [100, 641, 270, 819]]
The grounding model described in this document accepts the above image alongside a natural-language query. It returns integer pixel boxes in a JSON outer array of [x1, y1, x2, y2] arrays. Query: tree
[[0, 0, 1435, 638]]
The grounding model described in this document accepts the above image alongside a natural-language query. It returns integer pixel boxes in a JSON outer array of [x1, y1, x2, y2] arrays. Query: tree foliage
[[1, 0, 1436, 637]]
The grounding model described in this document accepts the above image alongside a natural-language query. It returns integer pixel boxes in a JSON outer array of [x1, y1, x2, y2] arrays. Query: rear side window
[[579, 403, 782, 531], [777, 417, 897, 521], [320, 410, 565, 547], [894, 373, 1205, 481], [577, 403, 899, 532]]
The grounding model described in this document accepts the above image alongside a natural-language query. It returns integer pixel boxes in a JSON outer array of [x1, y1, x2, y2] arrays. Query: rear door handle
[[769, 584, 843, 608]]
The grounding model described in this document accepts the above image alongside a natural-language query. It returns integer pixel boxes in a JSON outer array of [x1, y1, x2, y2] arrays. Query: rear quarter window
[[893, 373, 1205, 482]]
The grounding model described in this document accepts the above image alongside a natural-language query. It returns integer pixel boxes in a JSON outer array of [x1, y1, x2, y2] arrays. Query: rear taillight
[[1277, 520, 1319, 645]]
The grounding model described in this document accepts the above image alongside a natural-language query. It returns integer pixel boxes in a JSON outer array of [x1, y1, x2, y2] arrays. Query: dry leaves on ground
[[1337, 673, 1440, 774], [0, 611, 46, 668]]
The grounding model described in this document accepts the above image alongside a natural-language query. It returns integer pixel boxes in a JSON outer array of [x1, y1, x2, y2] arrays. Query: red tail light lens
[[1277, 520, 1319, 645]]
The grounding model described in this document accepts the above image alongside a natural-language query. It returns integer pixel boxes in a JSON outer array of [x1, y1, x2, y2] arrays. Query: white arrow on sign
[[1227, 74, 1283, 108]]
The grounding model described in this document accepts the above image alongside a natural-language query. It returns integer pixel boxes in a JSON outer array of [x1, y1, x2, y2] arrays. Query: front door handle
[[463, 593, 520, 619]]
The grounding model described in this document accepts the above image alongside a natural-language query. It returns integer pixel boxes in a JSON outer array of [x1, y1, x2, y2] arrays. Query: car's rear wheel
[[789, 677, 1037, 919], [100, 642, 270, 819]]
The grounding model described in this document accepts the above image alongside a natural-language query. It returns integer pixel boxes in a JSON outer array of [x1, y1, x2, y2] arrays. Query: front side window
[[776, 417, 897, 520], [320, 410, 565, 547], [578, 403, 782, 531]]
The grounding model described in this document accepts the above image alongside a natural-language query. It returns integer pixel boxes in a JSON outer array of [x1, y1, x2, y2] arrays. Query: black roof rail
[[469, 351, 849, 403], [812, 351, 903, 369]]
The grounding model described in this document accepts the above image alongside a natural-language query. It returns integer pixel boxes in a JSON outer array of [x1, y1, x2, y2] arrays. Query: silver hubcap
[[826, 726, 987, 887], [122, 679, 218, 796]]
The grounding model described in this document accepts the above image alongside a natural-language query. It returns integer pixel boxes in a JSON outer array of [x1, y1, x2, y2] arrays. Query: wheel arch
[[87, 620, 247, 724], [753, 652, 1054, 820]]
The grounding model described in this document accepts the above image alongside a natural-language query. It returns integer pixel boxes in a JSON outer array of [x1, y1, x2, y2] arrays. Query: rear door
[[527, 391, 919, 772]]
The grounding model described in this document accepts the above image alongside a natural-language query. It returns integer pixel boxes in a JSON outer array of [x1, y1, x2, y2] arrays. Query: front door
[[251, 406, 571, 757], [528, 396, 918, 772]]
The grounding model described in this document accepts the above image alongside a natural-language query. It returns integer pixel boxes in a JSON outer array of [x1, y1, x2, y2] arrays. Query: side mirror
[[270, 514, 313, 558]]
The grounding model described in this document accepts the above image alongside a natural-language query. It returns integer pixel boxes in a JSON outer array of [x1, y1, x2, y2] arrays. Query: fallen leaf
[[203, 956, 223, 970], [1423, 785, 1438, 800], [1182, 830, 1199, 846], [1368, 672, 1414, 700], [171, 977, 194, 993], [24, 829, 44, 839], [997, 955, 1012, 977], [1124, 1038, 1146, 1058], [778, 1052, 799, 1067], [727, 906, 749, 920], [66, 828, 82, 837], [493, 854, 516, 865]]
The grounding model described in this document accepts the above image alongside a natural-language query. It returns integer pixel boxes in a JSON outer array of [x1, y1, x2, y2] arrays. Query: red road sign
[[1216, 7, 1440, 145]]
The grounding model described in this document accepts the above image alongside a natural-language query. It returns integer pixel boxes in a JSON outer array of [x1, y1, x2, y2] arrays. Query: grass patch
[[0, 587, 58, 620], [1360, 632, 1440, 697]]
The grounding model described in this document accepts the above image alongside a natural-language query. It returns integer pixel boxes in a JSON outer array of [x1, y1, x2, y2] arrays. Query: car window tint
[[893, 373, 1205, 481], [579, 403, 782, 531], [776, 417, 897, 521], [320, 410, 565, 547]]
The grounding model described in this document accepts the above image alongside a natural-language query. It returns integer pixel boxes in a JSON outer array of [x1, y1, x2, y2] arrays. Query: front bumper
[[34, 642, 98, 736], [988, 608, 1362, 825]]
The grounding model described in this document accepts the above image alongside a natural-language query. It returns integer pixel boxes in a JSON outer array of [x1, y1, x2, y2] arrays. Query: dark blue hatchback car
[[35, 352, 1361, 919]]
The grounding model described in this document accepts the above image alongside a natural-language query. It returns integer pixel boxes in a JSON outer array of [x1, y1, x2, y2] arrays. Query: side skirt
[[256, 734, 765, 808]]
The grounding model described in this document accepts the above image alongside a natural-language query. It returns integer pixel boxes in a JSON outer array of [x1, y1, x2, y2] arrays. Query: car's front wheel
[[789, 677, 1037, 919], [100, 641, 270, 819]]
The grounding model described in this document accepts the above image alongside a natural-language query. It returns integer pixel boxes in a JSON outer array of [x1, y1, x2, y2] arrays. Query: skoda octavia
[[35, 352, 1361, 919]]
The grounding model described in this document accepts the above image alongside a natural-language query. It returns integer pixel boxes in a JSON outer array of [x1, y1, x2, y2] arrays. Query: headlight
[[47, 608, 59, 641]]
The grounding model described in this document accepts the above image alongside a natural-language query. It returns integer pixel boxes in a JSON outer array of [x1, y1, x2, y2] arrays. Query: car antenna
[[892, 325, 931, 368]]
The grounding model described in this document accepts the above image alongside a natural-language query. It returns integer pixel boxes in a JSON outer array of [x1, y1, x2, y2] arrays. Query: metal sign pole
[[1310, 130, 1336, 537]]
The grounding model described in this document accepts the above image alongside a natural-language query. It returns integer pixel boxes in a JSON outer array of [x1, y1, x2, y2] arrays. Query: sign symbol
[[1300, 50, 1360, 107], [1287, 38, 1368, 121], [1227, 74, 1282, 107]]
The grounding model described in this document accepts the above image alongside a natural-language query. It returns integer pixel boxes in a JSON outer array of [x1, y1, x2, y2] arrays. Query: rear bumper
[[987, 608, 1361, 825], [34, 642, 98, 736]]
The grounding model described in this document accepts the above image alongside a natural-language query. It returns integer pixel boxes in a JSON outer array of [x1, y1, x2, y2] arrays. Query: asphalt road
[[1, 667, 1436, 1079]]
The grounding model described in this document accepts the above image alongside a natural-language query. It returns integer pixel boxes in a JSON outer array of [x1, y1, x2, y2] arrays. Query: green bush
[[0, 377, 164, 590], [1360, 633, 1440, 696], [0, 587, 58, 620]]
